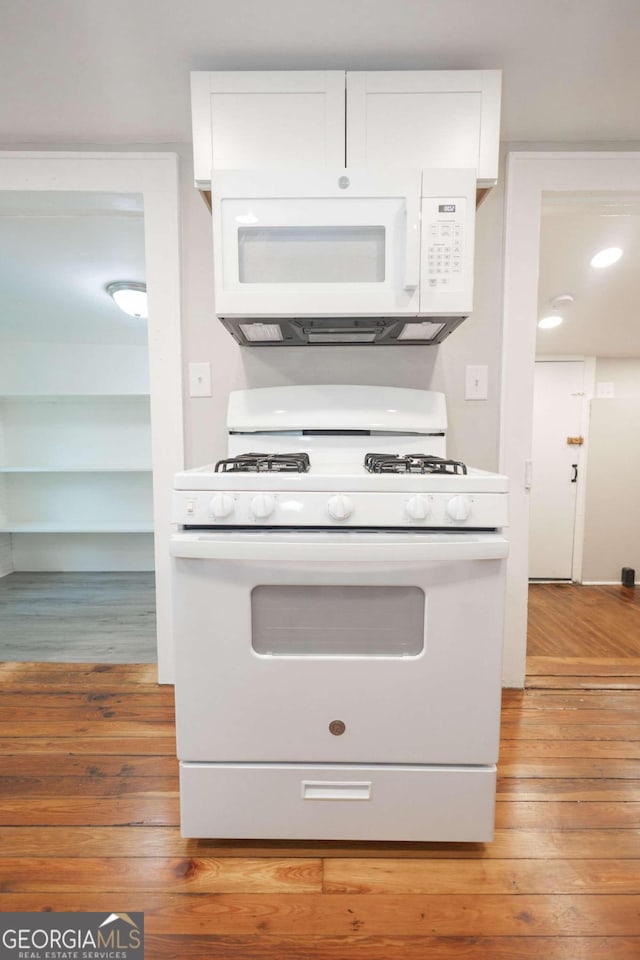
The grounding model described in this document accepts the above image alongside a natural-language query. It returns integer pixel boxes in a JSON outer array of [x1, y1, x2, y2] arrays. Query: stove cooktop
[[214, 452, 469, 476]]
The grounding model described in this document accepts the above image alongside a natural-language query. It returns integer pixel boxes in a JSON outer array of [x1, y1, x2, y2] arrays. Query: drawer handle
[[301, 780, 372, 801]]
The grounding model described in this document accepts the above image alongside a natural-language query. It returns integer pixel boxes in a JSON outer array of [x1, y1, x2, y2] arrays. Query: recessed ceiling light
[[106, 281, 147, 319], [538, 315, 563, 329], [590, 247, 623, 269]]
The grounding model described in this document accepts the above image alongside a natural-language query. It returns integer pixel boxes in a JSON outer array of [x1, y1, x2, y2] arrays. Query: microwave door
[[212, 172, 422, 318]]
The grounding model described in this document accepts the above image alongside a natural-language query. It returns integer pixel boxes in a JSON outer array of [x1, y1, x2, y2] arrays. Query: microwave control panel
[[420, 177, 475, 315], [424, 198, 466, 291]]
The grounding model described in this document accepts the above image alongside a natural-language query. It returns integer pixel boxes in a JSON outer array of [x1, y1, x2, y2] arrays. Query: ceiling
[[0, 192, 147, 345], [0, 0, 639, 146], [537, 196, 640, 357]]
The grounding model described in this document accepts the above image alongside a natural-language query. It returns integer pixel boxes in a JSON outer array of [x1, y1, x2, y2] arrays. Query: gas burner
[[215, 452, 311, 474], [364, 453, 468, 475]]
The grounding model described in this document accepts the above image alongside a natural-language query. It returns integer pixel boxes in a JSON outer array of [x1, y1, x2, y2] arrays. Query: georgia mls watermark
[[0, 913, 144, 960]]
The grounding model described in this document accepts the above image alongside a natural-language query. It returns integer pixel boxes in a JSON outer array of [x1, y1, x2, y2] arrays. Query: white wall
[[595, 357, 640, 397], [580, 358, 640, 583], [582, 397, 640, 583]]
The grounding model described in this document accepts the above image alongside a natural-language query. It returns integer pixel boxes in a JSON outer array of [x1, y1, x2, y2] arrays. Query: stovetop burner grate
[[364, 453, 468, 475], [215, 452, 311, 474]]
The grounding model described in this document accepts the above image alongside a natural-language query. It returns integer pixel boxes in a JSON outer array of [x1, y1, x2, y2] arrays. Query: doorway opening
[[0, 153, 182, 683], [0, 190, 156, 661], [501, 152, 640, 686]]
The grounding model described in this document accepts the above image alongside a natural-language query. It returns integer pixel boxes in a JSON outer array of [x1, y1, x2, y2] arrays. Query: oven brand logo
[[0, 912, 144, 960]]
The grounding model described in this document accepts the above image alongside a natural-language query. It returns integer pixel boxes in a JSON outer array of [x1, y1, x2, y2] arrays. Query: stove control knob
[[327, 494, 353, 521], [251, 493, 276, 519], [446, 495, 472, 522], [405, 495, 430, 521], [209, 494, 234, 519]]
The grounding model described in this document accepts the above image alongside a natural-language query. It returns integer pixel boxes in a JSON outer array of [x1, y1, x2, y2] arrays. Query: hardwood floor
[[0, 572, 157, 661], [528, 582, 640, 658], [1, 660, 639, 958]]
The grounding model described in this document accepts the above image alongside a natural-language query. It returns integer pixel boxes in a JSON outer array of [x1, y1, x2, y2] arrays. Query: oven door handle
[[170, 534, 508, 563]]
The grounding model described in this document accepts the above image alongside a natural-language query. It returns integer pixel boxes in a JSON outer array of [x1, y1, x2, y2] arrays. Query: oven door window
[[251, 585, 424, 657]]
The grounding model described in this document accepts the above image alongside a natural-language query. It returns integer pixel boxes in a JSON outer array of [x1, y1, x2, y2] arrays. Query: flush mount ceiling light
[[590, 246, 623, 269], [106, 281, 148, 319], [538, 315, 563, 330], [550, 293, 575, 311]]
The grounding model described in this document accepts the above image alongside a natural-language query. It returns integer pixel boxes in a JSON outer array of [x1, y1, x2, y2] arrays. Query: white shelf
[[0, 466, 151, 473], [0, 394, 150, 402], [0, 380, 153, 571], [1, 522, 154, 534]]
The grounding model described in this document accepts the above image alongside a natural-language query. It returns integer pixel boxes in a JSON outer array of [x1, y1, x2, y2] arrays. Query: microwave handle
[[404, 193, 421, 290]]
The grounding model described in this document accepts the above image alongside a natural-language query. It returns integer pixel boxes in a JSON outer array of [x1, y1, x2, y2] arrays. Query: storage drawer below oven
[[180, 762, 496, 842]]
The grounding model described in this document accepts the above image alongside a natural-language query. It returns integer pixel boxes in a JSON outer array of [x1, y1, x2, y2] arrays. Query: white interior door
[[529, 360, 585, 579]]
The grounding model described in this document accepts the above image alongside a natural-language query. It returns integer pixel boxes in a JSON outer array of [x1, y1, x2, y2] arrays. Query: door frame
[[500, 151, 640, 687], [0, 152, 183, 683]]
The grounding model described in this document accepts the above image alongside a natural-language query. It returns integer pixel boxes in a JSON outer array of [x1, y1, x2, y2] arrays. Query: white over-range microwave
[[211, 167, 476, 346]]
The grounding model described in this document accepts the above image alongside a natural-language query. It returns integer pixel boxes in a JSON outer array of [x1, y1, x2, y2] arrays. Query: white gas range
[[171, 385, 508, 842]]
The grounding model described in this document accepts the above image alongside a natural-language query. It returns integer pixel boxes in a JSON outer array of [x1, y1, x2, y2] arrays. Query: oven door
[[171, 529, 507, 766], [212, 169, 422, 318]]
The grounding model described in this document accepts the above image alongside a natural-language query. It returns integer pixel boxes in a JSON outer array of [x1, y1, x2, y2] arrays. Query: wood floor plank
[[0, 775, 176, 797], [322, 857, 640, 894], [0, 720, 176, 737], [0, 736, 176, 755], [0, 700, 175, 722], [500, 722, 640, 740], [143, 935, 640, 960], [502, 690, 640, 710], [527, 656, 640, 676], [0, 690, 174, 706], [499, 758, 640, 778], [0, 754, 178, 777], [0, 857, 322, 893], [495, 801, 640, 829], [527, 677, 640, 690], [497, 778, 640, 801], [502, 709, 640, 724], [0, 795, 179, 826], [499, 740, 640, 759], [0, 662, 159, 685], [1, 892, 640, 936]]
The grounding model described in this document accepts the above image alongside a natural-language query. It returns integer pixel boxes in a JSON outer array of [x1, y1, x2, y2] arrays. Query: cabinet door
[[347, 71, 501, 186], [191, 71, 346, 187]]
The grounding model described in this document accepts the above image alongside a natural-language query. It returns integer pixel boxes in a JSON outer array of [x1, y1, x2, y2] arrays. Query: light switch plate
[[465, 364, 488, 400], [188, 361, 212, 397]]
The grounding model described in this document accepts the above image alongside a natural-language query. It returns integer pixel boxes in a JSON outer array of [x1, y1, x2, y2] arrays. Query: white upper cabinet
[[346, 71, 501, 187], [191, 69, 501, 189], [191, 71, 346, 188]]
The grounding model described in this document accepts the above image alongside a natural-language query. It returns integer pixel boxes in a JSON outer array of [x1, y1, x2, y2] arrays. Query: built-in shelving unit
[[0, 393, 154, 571]]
